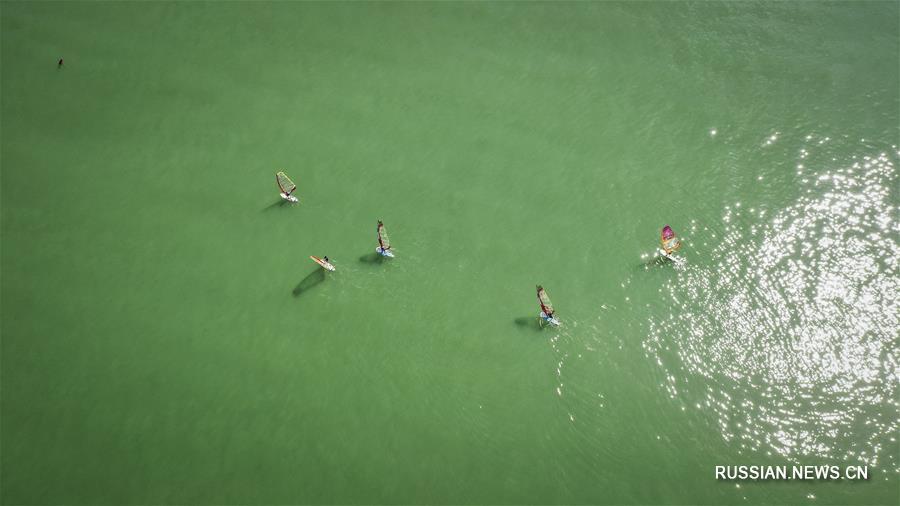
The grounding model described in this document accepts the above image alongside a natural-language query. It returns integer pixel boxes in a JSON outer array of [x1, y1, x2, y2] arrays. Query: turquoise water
[[2, 2, 898, 504]]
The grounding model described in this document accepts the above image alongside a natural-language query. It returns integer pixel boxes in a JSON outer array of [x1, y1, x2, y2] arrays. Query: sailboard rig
[[660, 225, 681, 257], [276, 171, 299, 203], [376, 220, 394, 257], [310, 255, 335, 272], [536, 285, 560, 327]]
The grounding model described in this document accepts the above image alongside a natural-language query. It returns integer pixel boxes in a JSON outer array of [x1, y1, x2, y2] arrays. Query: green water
[[2, 2, 898, 504]]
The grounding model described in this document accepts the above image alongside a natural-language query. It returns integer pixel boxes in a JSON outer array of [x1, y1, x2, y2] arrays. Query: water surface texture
[[2, 2, 898, 504]]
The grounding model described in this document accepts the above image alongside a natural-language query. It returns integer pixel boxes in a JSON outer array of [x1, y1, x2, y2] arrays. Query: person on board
[[323, 256, 330, 265]]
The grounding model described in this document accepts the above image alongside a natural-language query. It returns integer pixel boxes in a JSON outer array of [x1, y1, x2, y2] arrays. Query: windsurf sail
[[377, 220, 390, 251], [276, 171, 296, 195], [661, 225, 680, 254], [310, 255, 335, 271], [536, 285, 554, 316]]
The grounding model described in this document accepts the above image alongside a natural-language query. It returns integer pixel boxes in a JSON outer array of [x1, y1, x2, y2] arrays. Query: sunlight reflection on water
[[644, 146, 899, 469]]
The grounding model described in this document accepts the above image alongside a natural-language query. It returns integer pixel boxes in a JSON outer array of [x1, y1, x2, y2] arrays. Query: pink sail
[[661, 225, 680, 254]]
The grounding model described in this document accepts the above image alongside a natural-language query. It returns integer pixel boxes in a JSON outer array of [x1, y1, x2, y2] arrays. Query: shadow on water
[[263, 199, 289, 212], [293, 268, 325, 297], [358, 252, 384, 264], [637, 255, 671, 270], [513, 316, 544, 332]]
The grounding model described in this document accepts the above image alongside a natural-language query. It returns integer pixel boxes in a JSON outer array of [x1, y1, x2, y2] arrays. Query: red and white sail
[[536, 285, 554, 316]]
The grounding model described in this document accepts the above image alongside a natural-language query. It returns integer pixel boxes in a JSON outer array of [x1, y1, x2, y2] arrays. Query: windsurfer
[[661, 225, 680, 255]]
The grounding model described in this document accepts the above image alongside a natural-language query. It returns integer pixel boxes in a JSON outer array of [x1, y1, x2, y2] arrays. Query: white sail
[[276, 171, 296, 195]]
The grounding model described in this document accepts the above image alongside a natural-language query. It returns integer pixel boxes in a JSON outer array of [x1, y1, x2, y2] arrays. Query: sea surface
[[2, 2, 898, 504]]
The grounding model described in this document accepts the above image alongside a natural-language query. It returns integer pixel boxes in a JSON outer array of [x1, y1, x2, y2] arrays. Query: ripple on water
[[644, 147, 899, 469]]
